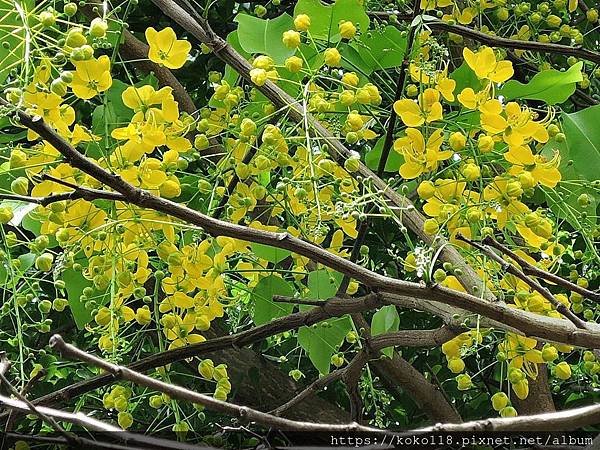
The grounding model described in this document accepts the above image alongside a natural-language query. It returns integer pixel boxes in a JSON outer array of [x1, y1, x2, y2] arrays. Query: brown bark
[[203, 326, 350, 423]]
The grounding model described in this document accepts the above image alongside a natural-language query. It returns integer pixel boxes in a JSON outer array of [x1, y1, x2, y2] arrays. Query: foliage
[[0, 0, 599, 444]]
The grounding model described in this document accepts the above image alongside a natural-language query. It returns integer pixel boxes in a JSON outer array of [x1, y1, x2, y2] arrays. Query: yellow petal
[[399, 161, 423, 179], [462, 48, 478, 73], [394, 100, 424, 127], [475, 47, 496, 79], [490, 60, 514, 83]]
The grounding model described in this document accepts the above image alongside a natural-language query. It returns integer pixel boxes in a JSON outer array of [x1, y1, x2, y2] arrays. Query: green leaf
[[235, 13, 295, 63], [365, 136, 403, 172], [340, 44, 373, 75], [0, 263, 7, 285], [223, 31, 251, 87], [17, 253, 35, 273], [298, 316, 352, 374], [88, 80, 133, 158], [542, 104, 600, 230], [353, 26, 406, 70], [293, 0, 369, 43], [450, 62, 482, 96], [371, 305, 399, 357], [251, 275, 295, 325], [306, 269, 341, 300], [251, 243, 292, 264], [0, 131, 27, 144], [62, 269, 95, 329], [498, 62, 583, 105]]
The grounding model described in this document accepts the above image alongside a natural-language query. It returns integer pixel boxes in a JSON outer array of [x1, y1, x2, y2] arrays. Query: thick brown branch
[[383, 291, 600, 348], [0, 352, 9, 377], [411, 403, 600, 432], [0, 393, 119, 432]]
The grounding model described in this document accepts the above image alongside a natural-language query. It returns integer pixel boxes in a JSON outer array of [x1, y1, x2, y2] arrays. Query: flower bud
[[294, 14, 311, 31]]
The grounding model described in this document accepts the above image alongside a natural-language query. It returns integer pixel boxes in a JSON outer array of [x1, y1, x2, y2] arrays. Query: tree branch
[[370, 11, 600, 65], [482, 236, 600, 303], [376, 0, 420, 176], [271, 352, 369, 417], [409, 403, 600, 432], [0, 187, 125, 207], [455, 234, 587, 329], [0, 395, 216, 450], [271, 327, 457, 418], [49, 335, 392, 435]]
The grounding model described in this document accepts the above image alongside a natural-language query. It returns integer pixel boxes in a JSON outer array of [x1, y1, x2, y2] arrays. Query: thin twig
[[482, 236, 600, 303], [376, 0, 420, 177], [0, 187, 124, 207], [370, 11, 600, 65], [0, 394, 216, 450], [456, 234, 587, 329], [5, 367, 47, 432]]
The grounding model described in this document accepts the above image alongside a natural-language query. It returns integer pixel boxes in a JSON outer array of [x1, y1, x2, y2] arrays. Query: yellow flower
[[339, 21, 356, 39], [122, 85, 174, 118], [421, 0, 453, 10], [120, 158, 167, 190], [163, 313, 206, 350], [294, 14, 311, 31], [442, 6, 477, 25], [324, 48, 341, 67], [394, 88, 443, 127], [146, 27, 191, 69], [282, 30, 301, 49], [499, 333, 543, 381], [436, 74, 456, 101], [506, 147, 561, 188], [71, 55, 112, 99], [463, 47, 514, 83], [457, 87, 488, 110], [480, 101, 549, 148], [409, 63, 431, 84], [394, 128, 450, 179], [229, 183, 257, 223]]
